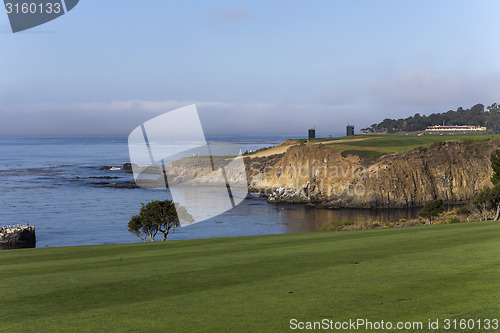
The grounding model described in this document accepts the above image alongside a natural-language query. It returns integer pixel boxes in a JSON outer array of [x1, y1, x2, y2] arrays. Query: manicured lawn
[[320, 134, 500, 161], [1, 221, 500, 332], [333, 134, 500, 152]]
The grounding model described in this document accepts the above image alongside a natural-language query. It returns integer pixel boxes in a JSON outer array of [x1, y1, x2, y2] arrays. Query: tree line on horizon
[[361, 103, 500, 134]]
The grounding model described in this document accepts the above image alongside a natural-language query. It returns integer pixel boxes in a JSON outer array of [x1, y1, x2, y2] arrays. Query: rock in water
[[0, 225, 36, 249], [122, 163, 133, 170]]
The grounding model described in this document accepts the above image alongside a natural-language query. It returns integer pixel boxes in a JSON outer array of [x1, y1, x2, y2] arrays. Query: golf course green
[[1, 221, 499, 332]]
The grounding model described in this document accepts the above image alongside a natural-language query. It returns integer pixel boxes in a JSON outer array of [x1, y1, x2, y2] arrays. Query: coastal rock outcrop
[[106, 138, 499, 209], [246, 139, 499, 208], [0, 224, 36, 249]]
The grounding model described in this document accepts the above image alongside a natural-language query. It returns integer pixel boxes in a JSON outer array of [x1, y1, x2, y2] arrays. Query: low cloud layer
[[2, 67, 500, 137], [0, 100, 355, 137]]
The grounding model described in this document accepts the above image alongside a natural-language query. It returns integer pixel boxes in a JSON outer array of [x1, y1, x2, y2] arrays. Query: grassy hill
[[248, 133, 500, 160], [298, 134, 500, 161], [1, 221, 500, 332], [336, 133, 498, 150]]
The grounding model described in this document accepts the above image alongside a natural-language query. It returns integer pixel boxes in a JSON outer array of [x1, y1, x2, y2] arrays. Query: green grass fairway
[[318, 134, 500, 161], [1, 222, 500, 332], [332, 134, 500, 152], [289, 134, 500, 162]]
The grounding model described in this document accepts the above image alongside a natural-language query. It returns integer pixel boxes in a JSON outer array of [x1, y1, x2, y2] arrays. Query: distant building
[[424, 125, 486, 135], [346, 125, 354, 136], [308, 128, 316, 139]]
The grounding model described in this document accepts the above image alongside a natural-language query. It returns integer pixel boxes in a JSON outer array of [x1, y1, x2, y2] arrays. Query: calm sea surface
[[0, 136, 421, 248]]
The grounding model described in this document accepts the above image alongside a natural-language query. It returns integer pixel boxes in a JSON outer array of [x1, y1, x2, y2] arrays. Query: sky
[[2, 0, 500, 137]]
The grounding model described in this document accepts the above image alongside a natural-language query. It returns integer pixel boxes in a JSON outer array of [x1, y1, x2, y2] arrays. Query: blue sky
[[2, 0, 500, 136]]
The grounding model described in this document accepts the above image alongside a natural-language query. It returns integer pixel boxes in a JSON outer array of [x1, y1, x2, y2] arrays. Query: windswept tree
[[128, 200, 193, 241], [420, 199, 445, 225], [471, 186, 500, 221]]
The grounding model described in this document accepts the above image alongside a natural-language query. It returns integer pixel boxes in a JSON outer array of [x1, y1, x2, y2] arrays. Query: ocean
[[0, 135, 420, 248]]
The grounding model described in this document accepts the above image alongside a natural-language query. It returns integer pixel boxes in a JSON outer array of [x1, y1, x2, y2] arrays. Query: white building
[[424, 125, 487, 135]]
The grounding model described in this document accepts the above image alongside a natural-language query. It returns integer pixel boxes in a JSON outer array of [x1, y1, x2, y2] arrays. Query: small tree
[[471, 185, 500, 221], [491, 150, 500, 185], [128, 200, 192, 241], [420, 199, 445, 225], [469, 150, 500, 221]]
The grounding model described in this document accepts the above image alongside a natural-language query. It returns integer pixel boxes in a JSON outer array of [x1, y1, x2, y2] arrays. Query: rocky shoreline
[[245, 139, 500, 208], [89, 138, 499, 210]]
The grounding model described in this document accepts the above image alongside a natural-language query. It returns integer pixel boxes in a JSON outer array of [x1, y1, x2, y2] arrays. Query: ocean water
[[0, 136, 420, 248]]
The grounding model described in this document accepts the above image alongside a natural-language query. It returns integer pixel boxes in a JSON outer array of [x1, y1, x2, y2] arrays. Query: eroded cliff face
[[246, 139, 499, 208], [137, 139, 498, 208]]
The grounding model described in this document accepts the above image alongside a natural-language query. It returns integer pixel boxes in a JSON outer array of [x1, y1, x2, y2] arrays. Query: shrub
[[319, 224, 335, 232], [420, 199, 445, 225], [456, 206, 471, 216], [445, 216, 461, 224], [320, 221, 355, 232]]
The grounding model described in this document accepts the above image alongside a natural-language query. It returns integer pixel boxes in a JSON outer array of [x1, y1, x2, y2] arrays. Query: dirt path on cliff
[[249, 137, 375, 158], [250, 144, 293, 157]]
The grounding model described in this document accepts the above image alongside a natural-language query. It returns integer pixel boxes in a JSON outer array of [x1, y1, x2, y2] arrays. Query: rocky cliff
[[131, 138, 498, 209], [246, 139, 499, 208]]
